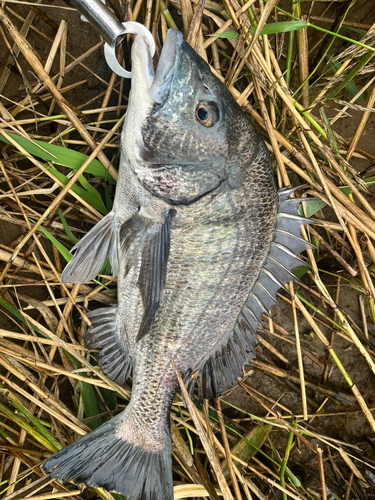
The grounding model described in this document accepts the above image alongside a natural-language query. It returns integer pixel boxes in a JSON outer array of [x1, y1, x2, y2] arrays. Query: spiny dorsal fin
[[195, 186, 316, 401]]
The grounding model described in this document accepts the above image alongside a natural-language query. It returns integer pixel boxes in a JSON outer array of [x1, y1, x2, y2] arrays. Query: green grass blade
[[345, 26, 366, 35], [99, 386, 117, 411], [293, 100, 327, 138], [58, 210, 79, 243], [160, 0, 177, 29], [276, 5, 375, 52], [105, 182, 114, 212], [48, 165, 108, 215], [178, 406, 194, 455], [301, 198, 327, 218], [320, 107, 340, 152], [0, 297, 39, 332], [98, 257, 112, 276], [280, 420, 296, 500], [212, 31, 239, 38], [77, 174, 109, 215], [293, 1, 356, 100], [1, 388, 62, 452], [37, 224, 72, 262], [221, 424, 271, 478], [0, 132, 115, 183], [0, 400, 59, 452], [331, 50, 374, 99], [0, 471, 34, 497], [212, 20, 308, 38], [329, 60, 365, 103], [69, 356, 102, 430], [111, 494, 127, 500], [79, 378, 102, 430]]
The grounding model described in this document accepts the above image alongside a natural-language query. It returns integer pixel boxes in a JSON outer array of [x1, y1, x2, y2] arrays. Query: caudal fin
[[61, 211, 120, 284], [43, 414, 173, 500]]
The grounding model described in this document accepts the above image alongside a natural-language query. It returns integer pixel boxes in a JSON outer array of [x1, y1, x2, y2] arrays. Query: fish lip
[[150, 29, 183, 104], [131, 29, 183, 103], [131, 34, 155, 90]]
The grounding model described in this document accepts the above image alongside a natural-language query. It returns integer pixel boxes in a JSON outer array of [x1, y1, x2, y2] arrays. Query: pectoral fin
[[120, 209, 176, 341], [61, 212, 120, 284], [137, 210, 174, 340]]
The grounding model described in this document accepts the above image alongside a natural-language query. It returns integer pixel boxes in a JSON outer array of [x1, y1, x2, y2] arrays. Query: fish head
[[124, 29, 260, 205]]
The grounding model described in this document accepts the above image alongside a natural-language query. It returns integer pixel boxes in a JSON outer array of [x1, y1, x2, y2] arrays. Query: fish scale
[[43, 29, 315, 500]]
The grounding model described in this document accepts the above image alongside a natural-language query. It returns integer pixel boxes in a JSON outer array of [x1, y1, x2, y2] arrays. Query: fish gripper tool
[[64, 0, 155, 78]]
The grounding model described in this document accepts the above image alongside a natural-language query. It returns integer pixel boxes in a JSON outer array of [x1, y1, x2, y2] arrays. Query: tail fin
[[43, 413, 173, 500], [61, 211, 120, 284]]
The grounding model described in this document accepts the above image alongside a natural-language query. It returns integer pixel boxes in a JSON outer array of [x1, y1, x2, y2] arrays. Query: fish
[[43, 28, 313, 500]]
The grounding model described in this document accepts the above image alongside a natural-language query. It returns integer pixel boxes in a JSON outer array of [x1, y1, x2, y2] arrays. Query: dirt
[[1, 1, 375, 499]]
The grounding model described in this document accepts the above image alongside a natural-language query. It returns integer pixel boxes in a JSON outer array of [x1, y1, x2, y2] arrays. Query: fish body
[[43, 29, 311, 500]]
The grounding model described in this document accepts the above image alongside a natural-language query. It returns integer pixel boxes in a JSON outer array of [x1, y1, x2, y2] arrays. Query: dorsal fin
[[195, 186, 316, 401]]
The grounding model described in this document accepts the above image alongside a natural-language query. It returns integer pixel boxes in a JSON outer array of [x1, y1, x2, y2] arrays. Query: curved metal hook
[[104, 22, 156, 78]]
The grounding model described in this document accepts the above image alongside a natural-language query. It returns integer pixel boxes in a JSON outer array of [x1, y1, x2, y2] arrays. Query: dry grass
[[0, 0, 375, 499]]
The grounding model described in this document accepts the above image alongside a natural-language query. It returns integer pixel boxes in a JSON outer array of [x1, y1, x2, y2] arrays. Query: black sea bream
[[44, 29, 312, 500]]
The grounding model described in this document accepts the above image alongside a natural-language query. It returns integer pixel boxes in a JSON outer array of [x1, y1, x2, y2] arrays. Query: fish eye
[[196, 101, 220, 127]]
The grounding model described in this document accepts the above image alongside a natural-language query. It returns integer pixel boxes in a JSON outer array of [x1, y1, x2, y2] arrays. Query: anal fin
[[84, 306, 131, 386]]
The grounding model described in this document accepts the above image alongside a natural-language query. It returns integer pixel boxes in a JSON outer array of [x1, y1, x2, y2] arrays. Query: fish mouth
[[132, 29, 183, 104]]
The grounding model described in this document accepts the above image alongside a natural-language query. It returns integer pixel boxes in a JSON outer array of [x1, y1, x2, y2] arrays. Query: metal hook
[[65, 1, 155, 78], [104, 22, 156, 79]]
